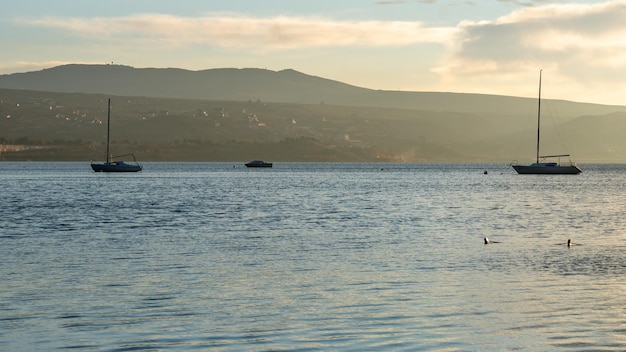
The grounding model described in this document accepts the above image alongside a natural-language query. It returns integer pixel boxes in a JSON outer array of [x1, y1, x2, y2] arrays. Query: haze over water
[[2, 162, 626, 351]]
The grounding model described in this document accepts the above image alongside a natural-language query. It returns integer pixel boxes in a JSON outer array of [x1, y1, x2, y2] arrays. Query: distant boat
[[245, 160, 272, 168], [91, 99, 142, 172], [511, 71, 581, 175]]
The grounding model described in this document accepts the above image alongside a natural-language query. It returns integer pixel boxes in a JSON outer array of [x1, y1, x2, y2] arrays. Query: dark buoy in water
[[484, 170, 488, 174]]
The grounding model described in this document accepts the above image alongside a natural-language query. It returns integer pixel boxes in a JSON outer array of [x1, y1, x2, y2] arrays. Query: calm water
[[2, 162, 626, 351]]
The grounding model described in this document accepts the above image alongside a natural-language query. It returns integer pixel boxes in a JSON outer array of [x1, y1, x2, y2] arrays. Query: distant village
[[0, 91, 405, 162]]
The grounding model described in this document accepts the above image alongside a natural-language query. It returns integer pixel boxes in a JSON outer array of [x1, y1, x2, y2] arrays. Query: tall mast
[[106, 98, 111, 163], [536, 70, 542, 164]]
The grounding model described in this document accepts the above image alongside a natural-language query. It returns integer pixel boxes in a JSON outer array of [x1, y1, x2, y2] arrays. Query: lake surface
[[2, 162, 626, 351]]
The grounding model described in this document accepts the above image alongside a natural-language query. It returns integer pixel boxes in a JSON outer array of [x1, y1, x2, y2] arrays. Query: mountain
[[0, 64, 368, 104], [2, 64, 626, 162], [1, 64, 624, 119]]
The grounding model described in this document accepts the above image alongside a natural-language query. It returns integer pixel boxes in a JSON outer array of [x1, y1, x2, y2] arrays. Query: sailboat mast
[[106, 98, 111, 163], [536, 70, 542, 164]]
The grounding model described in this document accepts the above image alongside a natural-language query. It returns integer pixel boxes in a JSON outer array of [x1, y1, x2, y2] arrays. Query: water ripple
[[2, 162, 626, 350]]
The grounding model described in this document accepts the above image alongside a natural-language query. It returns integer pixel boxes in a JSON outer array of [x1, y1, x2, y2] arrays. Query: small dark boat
[[91, 98, 142, 172], [91, 157, 142, 172], [245, 160, 272, 168]]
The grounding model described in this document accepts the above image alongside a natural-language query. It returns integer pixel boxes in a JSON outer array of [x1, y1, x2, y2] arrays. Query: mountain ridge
[[1, 64, 624, 119], [2, 64, 626, 162]]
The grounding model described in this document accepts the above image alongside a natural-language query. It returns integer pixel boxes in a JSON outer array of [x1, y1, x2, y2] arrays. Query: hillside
[[1, 64, 624, 119], [0, 89, 485, 162], [1, 65, 626, 162]]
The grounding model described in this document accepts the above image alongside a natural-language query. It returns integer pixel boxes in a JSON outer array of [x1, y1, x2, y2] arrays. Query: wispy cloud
[[16, 14, 455, 49]]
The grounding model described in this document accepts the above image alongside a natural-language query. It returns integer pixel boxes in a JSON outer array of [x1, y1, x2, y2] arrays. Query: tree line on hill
[[2, 64, 626, 162]]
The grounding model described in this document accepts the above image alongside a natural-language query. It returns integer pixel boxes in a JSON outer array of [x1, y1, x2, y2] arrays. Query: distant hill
[[2, 64, 626, 162], [1, 64, 624, 119], [0, 64, 370, 104]]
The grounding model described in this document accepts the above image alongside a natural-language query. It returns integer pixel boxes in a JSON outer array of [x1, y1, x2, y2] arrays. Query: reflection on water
[[1, 162, 626, 350]]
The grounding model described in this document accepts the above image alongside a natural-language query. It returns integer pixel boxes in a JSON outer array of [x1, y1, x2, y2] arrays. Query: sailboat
[[91, 98, 142, 172], [511, 70, 581, 175]]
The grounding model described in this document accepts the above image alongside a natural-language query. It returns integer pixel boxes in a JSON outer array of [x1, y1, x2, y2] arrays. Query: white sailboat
[[91, 98, 142, 172], [511, 70, 581, 175]]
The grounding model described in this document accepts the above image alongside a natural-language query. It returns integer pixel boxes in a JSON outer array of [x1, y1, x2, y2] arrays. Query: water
[[2, 162, 626, 351]]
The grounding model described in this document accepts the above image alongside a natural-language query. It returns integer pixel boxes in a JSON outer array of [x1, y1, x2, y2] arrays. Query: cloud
[[443, 1, 626, 71], [432, 0, 626, 102], [16, 14, 456, 49]]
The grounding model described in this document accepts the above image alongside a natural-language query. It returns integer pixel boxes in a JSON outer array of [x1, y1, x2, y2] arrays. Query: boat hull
[[91, 162, 142, 172], [512, 164, 581, 175], [245, 160, 272, 168]]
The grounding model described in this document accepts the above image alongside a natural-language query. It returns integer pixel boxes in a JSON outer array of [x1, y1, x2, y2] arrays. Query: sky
[[2, 0, 626, 105]]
